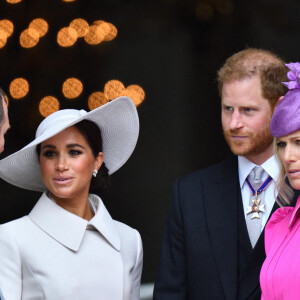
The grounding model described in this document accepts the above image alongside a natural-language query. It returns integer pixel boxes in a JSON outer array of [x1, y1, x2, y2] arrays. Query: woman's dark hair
[[36, 119, 110, 194]]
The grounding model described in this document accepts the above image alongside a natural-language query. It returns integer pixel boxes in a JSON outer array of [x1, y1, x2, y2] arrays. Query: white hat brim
[[0, 96, 139, 191]]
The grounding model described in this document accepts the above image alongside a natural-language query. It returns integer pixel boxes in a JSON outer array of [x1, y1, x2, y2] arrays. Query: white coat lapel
[[29, 193, 121, 252], [89, 194, 121, 251]]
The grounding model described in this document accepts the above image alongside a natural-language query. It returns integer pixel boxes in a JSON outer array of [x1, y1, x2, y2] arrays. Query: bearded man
[[153, 48, 298, 300]]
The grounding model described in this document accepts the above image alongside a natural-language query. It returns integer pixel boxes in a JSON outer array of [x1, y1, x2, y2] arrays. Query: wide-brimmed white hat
[[0, 96, 139, 192]]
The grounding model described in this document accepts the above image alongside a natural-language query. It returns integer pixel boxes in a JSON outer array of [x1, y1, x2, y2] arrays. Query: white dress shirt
[[0, 193, 143, 300], [238, 155, 279, 232]]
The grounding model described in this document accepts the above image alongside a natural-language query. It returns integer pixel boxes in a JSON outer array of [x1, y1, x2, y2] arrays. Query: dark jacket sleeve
[[153, 178, 188, 300]]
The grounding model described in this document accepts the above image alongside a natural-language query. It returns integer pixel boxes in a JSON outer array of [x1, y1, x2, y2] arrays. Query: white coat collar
[[29, 192, 121, 252]]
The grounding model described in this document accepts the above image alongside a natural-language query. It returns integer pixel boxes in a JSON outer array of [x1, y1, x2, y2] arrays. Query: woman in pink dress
[[260, 62, 300, 299]]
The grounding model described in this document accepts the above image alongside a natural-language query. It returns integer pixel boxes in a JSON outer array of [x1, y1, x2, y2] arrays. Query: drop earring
[[92, 169, 98, 177]]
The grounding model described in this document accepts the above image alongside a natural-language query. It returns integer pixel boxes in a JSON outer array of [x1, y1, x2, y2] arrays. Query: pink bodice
[[260, 197, 300, 299]]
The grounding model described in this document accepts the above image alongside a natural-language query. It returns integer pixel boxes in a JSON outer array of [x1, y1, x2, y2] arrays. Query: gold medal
[[246, 191, 266, 219]]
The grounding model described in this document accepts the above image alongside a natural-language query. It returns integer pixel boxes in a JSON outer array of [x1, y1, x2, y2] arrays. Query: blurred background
[[0, 0, 299, 298]]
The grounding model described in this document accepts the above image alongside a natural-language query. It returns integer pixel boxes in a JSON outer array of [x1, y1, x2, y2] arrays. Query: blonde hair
[[273, 139, 294, 206]]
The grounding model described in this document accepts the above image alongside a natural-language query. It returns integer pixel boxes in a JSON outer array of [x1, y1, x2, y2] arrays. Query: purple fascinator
[[282, 62, 300, 89], [270, 62, 300, 137]]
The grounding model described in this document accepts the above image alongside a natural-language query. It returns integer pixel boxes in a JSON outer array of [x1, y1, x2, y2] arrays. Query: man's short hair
[[0, 88, 7, 125], [217, 48, 288, 108]]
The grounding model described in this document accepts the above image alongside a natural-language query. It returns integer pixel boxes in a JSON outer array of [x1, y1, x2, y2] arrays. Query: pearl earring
[[92, 169, 98, 177]]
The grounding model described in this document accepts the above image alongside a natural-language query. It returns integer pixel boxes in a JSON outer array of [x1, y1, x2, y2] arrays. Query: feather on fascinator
[[270, 62, 300, 137]]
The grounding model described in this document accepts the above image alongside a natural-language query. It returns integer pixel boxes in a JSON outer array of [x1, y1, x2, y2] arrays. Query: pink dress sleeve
[[264, 207, 294, 254]]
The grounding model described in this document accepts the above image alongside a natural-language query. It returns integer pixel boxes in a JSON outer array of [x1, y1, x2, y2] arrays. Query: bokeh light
[[84, 25, 105, 45], [88, 92, 109, 110], [93, 21, 118, 42], [93, 21, 110, 35], [57, 27, 78, 47], [6, 0, 22, 3], [29, 18, 49, 37], [70, 18, 89, 38], [62, 77, 83, 99], [9, 78, 29, 99], [104, 80, 125, 100], [0, 20, 14, 38], [20, 28, 39, 48], [103, 22, 118, 41], [0, 31, 7, 49], [62, 0, 76, 2], [39, 96, 60, 118], [122, 85, 145, 106]]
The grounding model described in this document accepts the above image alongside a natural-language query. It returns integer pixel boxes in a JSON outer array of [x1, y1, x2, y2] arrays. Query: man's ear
[[272, 96, 284, 112], [278, 96, 284, 103]]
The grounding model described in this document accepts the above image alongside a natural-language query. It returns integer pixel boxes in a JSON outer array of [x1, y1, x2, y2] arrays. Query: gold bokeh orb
[[29, 18, 49, 37], [104, 80, 125, 100], [0, 20, 14, 38], [70, 18, 89, 38], [0, 30, 7, 49], [123, 85, 145, 106], [20, 28, 40, 48], [88, 92, 109, 110], [62, 0, 76, 2], [6, 0, 22, 3], [39, 96, 60, 118], [9, 78, 29, 99], [57, 27, 78, 47], [93, 20, 110, 36], [62, 77, 83, 99], [84, 25, 105, 45], [103, 22, 118, 41]]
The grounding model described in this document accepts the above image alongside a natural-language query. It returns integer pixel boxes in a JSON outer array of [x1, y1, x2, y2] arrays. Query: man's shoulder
[[180, 155, 238, 183]]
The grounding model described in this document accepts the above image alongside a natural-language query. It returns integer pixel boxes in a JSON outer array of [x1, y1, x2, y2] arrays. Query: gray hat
[[0, 96, 139, 191]]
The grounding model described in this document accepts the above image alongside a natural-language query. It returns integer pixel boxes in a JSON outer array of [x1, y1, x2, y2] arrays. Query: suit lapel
[[203, 156, 239, 300]]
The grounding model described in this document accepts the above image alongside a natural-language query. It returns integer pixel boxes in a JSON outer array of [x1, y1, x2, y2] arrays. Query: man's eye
[[244, 108, 253, 112], [223, 106, 233, 112]]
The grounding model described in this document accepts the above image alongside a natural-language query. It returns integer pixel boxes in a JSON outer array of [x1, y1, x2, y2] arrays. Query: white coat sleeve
[[0, 225, 22, 300], [131, 229, 143, 300]]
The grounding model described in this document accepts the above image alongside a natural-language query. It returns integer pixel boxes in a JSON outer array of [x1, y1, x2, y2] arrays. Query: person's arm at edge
[[131, 229, 143, 300], [0, 225, 22, 300], [153, 178, 187, 299]]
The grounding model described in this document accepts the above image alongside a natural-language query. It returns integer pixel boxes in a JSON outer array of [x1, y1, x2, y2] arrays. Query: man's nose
[[229, 111, 243, 130]]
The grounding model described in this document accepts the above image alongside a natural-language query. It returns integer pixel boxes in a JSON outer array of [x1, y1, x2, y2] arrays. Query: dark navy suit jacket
[[154, 156, 298, 300]]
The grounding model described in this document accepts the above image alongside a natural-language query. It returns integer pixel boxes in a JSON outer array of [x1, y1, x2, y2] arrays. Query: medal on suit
[[246, 190, 265, 219], [246, 175, 272, 219]]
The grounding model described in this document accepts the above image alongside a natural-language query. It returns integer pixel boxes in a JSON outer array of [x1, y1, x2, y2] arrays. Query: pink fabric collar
[[288, 196, 300, 228]]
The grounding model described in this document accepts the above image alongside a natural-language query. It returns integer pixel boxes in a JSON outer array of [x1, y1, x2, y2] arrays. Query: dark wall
[[0, 0, 299, 283]]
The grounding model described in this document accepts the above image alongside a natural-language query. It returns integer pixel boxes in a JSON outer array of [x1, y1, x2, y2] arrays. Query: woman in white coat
[[0, 96, 143, 300]]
